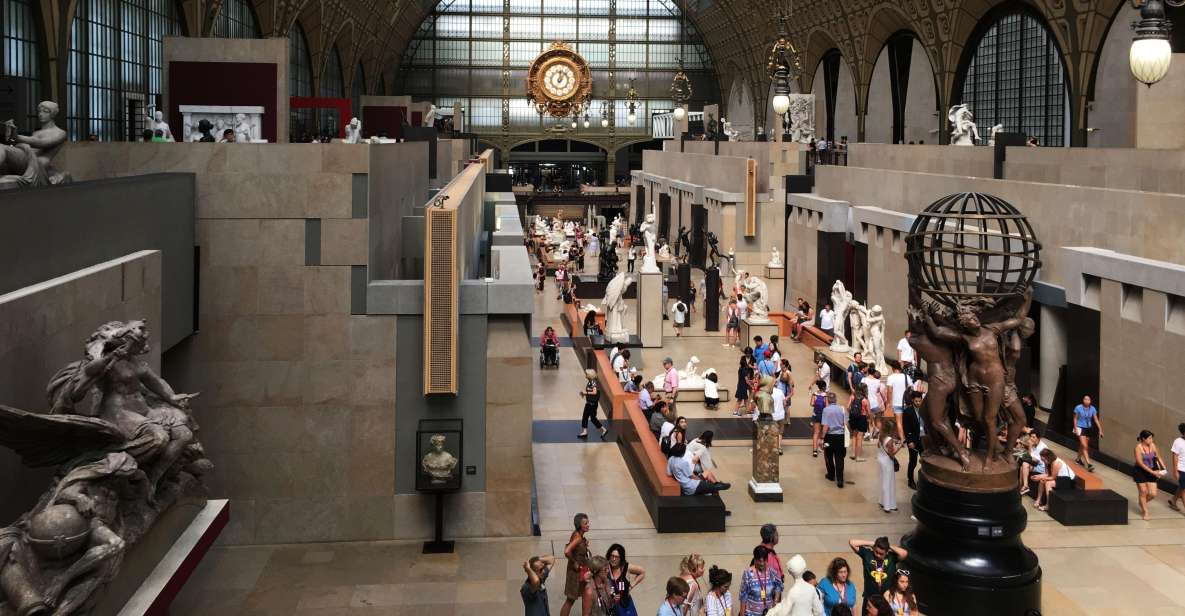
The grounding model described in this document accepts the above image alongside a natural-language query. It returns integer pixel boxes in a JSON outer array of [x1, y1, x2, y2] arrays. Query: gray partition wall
[[0, 174, 196, 349]]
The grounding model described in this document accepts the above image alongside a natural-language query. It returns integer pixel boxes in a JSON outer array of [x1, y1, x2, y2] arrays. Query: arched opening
[[866, 31, 939, 144], [1087, 2, 1140, 147], [393, 0, 719, 139], [509, 139, 608, 189], [288, 24, 313, 140], [954, 6, 1069, 147], [1, 0, 44, 127], [66, 0, 185, 140], [351, 62, 367, 117], [210, 0, 261, 38], [726, 76, 755, 140], [319, 44, 345, 136], [810, 50, 850, 142]]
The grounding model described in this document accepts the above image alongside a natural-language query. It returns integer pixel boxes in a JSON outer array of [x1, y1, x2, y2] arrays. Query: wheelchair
[[540, 342, 560, 369]]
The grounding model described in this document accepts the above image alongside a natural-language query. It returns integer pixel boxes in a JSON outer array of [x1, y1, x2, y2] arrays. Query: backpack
[[812, 392, 827, 414], [849, 395, 864, 420]]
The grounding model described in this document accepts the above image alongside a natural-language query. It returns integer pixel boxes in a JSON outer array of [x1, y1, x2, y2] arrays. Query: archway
[[727, 77, 756, 140], [865, 32, 939, 144]]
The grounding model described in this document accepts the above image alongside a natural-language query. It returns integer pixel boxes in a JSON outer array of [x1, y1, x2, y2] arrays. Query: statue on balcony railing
[[0, 101, 71, 190], [0, 320, 211, 614], [948, 104, 980, 146]]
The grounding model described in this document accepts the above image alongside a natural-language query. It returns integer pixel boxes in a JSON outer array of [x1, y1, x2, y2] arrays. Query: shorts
[[849, 415, 869, 433], [811, 408, 823, 424], [1178, 473, 1185, 491], [1075, 425, 1096, 439]]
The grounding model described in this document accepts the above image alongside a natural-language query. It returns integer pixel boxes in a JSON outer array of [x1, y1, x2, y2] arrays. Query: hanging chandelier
[[1129, 0, 1184, 86], [626, 79, 639, 125], [671, 59, 692, 120], [767, 14, 803, 115]]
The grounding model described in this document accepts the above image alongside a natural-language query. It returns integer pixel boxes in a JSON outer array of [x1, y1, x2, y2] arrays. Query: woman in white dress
[[878, 418, 902, 512]]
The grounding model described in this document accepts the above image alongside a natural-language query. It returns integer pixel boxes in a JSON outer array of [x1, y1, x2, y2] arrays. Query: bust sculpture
[[768, 246, 782, 268], [420, 434, 459, 484], [196, 119, 216, 142], [0, 101, 70, 190], [949, 104, 980, 146], [344, 117, 362, 144], [145, 106, 174, 142]]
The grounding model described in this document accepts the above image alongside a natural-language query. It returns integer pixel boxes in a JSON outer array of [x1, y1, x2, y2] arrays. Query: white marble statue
[[740, 272, 771, 323], [988, 123, 1004, 146], [551, 239, 572, 262], [829, 280, 852, 352], [343, 117, 362, 144], [650, 357, 712, 390], [768, 246, 783, 268], [848, 300, 869, 359], [602, 272, 634, 343], [723, 118, 738, 142], [657, 242, 671, 259], [0, 100, 70, 189], [767, 554, 824, 616], [949, 104, 980, 146], [788, 94, 816, 143], [424, 104, 438, 128], [639, 213, 660, 273], [145, 106, 175, 142], [233, 113, 254, 144], [563, 221, 576, 236], [421, 434, 458, 484], [866, 304, 887, 374]]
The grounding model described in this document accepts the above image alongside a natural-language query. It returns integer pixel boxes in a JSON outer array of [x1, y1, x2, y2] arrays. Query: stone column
[[749, 417, 783, 501], [636, 270, 664, 348]]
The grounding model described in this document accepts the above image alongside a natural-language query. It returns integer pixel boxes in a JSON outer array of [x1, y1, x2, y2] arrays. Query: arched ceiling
[[180, 0, 1127, 125]]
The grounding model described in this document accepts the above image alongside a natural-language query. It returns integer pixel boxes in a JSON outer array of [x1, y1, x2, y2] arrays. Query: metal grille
[[424, 208, 459, 395]]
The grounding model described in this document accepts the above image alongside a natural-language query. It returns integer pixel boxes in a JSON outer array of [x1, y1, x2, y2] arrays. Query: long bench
[[591, 349, 726, 533], [1026, 456, 1127, 525]]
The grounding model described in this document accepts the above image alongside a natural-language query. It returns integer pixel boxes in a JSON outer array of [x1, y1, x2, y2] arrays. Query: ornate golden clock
[[526, 42, 593, 118]]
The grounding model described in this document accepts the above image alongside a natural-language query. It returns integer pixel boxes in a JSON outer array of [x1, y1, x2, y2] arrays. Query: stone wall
[[0, 251, 163, 524], [54, 142, 444, 545], [847, 143, 995, 177]]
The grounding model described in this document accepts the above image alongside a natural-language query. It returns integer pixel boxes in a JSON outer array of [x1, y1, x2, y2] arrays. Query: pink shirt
[[665, 366, 679, 395]]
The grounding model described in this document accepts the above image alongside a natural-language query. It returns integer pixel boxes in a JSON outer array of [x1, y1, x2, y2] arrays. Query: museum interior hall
[[7, 0, 1185, 614]]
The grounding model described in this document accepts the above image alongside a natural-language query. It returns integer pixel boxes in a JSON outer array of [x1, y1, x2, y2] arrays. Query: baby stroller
[[540, 340, 560, 369]]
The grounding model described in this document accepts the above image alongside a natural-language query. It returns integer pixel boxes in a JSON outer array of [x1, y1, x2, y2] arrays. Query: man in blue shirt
[[752, 336, 769, 362], [521, 554, 555, 616], [1073, 394, 1104, 472], [667, 443, 731, 494], [846, 352, 864, 391], [757, 349, 778, 377], [821, 392, 847, 488]]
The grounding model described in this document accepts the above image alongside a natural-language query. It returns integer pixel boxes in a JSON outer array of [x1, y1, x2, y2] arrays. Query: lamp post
[[1130, 0, 1183, 86]]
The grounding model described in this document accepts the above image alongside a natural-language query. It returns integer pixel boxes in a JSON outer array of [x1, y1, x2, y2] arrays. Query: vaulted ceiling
[[178, 0, 1129, 130]]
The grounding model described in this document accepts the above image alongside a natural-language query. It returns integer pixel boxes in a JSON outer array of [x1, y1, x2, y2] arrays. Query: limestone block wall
[[857, 224, 910, 350], [0, 251, 162, 524], [847, 143, 994, 178], [1003, 147, 1185, 194], [53, 142, 442, 545], [785, 207, 820, 314], [1096, 279, 1185, 462], [815, 165, 1185, 290]]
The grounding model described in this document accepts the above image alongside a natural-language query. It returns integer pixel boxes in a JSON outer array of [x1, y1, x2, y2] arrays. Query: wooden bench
[[1025, 456, 1127, 526], [616, 395, 727, 533], [799, 325, 834, 349], [813, 347, 851, 389]]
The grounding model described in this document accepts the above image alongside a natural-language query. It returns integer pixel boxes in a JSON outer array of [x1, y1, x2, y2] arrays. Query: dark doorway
[[691, 204, 707, 269], [658, 193, 672, 242], [635, 185, 646, 225]]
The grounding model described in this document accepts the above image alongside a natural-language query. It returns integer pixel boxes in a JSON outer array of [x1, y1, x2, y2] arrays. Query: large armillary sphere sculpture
[[526, 42, 594, 118]]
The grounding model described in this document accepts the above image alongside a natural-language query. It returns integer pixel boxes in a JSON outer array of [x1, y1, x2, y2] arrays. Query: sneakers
[[812, 449, 820, 458], [599, 427, 609, 440]]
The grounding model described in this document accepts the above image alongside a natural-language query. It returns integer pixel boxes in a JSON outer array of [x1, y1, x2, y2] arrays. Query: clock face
[[543, 63, 577, 99], [527, 42, 592, 117]]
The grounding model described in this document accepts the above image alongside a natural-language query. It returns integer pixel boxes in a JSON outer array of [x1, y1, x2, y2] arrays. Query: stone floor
[[173, 256, 1185, 616]]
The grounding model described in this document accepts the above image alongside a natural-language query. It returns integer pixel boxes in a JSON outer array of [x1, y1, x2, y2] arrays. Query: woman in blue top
[[1073, 394, 1104, 472], [818, 557, 857, 614]]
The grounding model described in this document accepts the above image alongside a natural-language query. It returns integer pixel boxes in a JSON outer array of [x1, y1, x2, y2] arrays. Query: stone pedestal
[[739, 318, 779, 348], [749, 417, 783, 502], [704, 267, 721, 332], [764, 265, 784, 279], [901, 473, 1040, 615], [637, 270, 664, 348]]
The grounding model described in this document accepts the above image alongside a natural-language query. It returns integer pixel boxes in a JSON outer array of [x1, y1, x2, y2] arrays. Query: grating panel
[[424, 208, 459, 395]]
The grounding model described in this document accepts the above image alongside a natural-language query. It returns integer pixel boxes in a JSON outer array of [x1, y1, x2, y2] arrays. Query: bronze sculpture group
[[0, 320, 210, 615]]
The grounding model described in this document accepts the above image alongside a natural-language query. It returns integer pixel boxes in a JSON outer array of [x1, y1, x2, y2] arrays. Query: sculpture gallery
[[0, 320, 210, 614]]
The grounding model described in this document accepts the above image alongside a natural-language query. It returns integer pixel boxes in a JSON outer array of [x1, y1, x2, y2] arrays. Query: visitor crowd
[[523, 518, 919, 616]]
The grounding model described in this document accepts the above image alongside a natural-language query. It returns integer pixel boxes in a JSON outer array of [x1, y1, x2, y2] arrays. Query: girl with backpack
[[811, 379, 829, 457]]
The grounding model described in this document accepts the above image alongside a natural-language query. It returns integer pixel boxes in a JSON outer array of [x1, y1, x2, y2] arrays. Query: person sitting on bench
[[1033, 448, 1075, 512], [667, 442, 731, 495]]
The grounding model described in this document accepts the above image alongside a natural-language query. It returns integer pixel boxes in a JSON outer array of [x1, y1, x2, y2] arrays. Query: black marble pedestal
[[901, 475, 1041, 615], [704, 267, 721, 331]]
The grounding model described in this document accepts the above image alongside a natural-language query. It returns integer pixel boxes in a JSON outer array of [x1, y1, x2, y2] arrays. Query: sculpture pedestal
[[764, 265, 784, 279], [901, 473, 1041, 616], [637, 270, 664, 348], [739, 318, 779, 348], [749, 418, 783, 502]]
